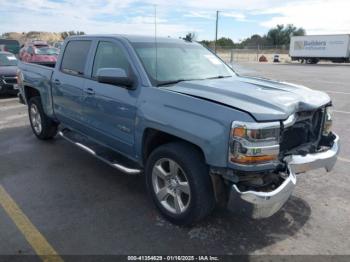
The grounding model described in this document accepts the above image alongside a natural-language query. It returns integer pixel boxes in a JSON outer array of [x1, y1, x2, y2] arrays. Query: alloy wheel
[[30, 103, 42, 134], [152, 158, 191, 215]]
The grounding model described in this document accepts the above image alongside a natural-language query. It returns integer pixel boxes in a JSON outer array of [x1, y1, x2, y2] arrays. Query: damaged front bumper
[[285, 134, 339, 174], [228, 134, 339, 219]]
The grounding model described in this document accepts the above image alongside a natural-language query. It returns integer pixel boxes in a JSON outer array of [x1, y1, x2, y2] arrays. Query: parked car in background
[[0, 39, 20, 55], [19, 40, 50, 60], [0, 51, 18, 95], [20, 45, 59, 67], [28, 40, 49, 47]]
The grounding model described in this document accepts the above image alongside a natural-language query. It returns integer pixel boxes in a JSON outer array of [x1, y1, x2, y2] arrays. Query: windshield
[[131, 41, 235, 86], [0, 53, 18, 66], [34, 47, 59, 55]]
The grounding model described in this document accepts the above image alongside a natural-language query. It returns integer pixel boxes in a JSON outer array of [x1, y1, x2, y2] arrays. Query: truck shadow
[[190, 196, 311, 254]]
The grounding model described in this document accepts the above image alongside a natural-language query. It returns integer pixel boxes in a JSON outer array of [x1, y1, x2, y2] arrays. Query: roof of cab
[[67, 34, 196, 44]]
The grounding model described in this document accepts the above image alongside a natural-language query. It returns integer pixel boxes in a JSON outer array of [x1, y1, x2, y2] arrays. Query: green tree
[[200, 40, 211, 46], [240, 34, 271, 48], [199, 23, 305, 49], [216, 37, 235, 48], [200, 37, 236, 49], [267, 24, 305, 45], [61, 31, 85, 40], [267, 24, 285, 45]]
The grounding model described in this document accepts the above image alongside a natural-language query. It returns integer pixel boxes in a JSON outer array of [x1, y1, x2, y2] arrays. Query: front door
[[82, 40, 138, 157]]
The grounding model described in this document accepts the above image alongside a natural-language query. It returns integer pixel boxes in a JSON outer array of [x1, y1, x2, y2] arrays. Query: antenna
[[214, 10, 220, 54], [154, 5, 158, 82]]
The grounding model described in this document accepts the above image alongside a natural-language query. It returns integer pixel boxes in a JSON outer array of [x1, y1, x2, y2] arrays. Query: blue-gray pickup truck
[[18, 35, 339, 225]]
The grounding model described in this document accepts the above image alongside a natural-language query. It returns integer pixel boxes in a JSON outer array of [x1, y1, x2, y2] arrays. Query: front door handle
[[84, 88, 95, 95], [53, 79, 61, 85]]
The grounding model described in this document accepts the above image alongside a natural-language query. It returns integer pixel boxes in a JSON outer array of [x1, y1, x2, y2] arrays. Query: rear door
[[52, 40, 92, 131], [82, 40, 138, 156]]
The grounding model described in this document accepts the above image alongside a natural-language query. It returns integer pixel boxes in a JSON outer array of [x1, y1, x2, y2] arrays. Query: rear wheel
[[28, 96, 57, 140], [145, 142, 215, 226], [306, 58, 319, 64]]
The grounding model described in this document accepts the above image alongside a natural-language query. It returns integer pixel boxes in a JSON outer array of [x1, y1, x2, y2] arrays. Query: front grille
[[280, 125, 309, 151], [280, 108, 324, 153]]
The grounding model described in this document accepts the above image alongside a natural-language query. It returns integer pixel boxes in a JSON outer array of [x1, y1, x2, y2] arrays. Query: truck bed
[[19, 61, 54, 84], [18, 61, 55, 117]]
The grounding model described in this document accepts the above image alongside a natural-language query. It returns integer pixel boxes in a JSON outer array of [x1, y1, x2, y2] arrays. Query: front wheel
[[145, 142, 215, 226], [28, 96, 58, 140]]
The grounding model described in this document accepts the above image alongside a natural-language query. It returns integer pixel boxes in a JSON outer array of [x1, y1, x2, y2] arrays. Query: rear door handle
[[53, 79, 61, 85], [84, 88, 95, 95]]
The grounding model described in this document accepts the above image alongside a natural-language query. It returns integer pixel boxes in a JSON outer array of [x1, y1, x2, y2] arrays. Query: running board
[[58, 129, 142, 175]]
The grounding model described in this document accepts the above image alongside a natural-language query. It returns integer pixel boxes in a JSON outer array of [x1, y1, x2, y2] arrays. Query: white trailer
[[289, 34, 350, 64]]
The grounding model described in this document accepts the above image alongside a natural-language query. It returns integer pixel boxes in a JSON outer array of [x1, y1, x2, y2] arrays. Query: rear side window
[[61, 40, 91, 75]]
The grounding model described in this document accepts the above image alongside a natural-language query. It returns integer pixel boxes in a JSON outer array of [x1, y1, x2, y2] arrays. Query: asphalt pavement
[[0, 63, 350, 257]]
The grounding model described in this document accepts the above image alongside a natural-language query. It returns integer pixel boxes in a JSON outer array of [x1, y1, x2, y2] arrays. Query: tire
[[145, 142, 215, 226], [306, 58, 319, 64], [28, 96, 58, 140]]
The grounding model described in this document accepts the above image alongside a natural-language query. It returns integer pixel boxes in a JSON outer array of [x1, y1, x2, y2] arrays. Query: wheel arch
[[141, 128, 207, 166], [23, 85, 41, 102], [22, 84, 54, 118]]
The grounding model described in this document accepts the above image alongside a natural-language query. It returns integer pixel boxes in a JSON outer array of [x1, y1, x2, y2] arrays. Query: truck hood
[[161, 76, 331, 121], [0, 66, 17, 76]]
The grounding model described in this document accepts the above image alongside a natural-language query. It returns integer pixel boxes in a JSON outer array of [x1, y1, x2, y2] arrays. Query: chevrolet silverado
[[18, 35, 339, 225]]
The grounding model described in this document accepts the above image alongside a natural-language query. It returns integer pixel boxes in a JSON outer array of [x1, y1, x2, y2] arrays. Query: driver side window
[[92, 41, 129, 78]]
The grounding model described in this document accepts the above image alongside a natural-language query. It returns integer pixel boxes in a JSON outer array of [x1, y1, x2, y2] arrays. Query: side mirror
[[97, 68, 134, 88]]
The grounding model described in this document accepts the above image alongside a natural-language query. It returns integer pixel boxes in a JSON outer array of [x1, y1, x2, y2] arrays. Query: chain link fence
[[204, 44, 291, 64]]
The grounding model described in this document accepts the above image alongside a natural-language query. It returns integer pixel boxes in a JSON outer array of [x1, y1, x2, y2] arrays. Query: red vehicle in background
[[19, 40, 48, 59], [20, 41, 59, 67]]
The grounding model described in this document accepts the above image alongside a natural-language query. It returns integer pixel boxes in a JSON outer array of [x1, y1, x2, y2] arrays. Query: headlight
[[323, 107, 332, 135], [229, 121, 280, 165]]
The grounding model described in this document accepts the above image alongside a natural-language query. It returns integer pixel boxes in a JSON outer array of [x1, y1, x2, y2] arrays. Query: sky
[[1, 0, 350, 42]]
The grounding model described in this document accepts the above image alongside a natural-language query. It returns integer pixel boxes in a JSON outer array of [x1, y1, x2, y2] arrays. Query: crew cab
[[18, 35, 339, 225]]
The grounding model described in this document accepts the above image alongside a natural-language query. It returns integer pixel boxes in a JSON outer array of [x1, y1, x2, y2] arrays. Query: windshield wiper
[[157, 79, 190, 87], [157, 76, 232, 87], [204, 75, 232, 80]]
